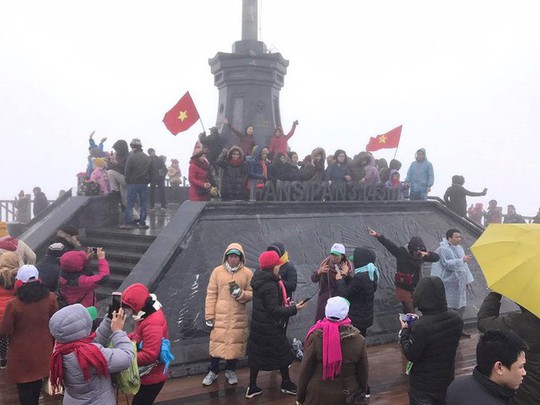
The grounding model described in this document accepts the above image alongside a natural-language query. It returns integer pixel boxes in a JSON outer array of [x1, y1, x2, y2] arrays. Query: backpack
[[112, 341, 140, 395]]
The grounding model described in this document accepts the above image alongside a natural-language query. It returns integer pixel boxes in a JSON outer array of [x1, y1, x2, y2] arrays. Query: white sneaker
[[224, 370, 238, 385], [202, 371, 218, 386]]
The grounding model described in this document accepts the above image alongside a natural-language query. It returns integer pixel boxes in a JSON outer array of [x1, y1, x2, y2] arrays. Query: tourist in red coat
[[122, 283, 170, 405], [188, 148, 212, 201], [268, 120, 298, 156]]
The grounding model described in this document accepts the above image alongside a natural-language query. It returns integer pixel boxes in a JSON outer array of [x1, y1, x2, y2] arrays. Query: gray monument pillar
[[209, 0, 289, 149]]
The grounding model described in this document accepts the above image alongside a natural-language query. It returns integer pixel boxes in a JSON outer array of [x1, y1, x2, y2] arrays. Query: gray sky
[[1, 1, 539, 215]]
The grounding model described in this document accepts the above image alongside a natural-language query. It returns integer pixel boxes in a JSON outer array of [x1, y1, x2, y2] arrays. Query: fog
[[1, 0, 538, 216]]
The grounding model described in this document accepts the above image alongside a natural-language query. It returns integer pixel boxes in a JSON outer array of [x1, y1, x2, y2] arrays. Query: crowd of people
[[0, 213, 538, 405]]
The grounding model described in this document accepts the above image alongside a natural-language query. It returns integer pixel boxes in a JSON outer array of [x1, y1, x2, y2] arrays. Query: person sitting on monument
[[216, 146, 249, 201], [324, 149, 352, 183], [246, 145, 269, 194], [223, 118, 256, 157], [268, 152, 300, 183], [0, 221, 36, 266], [268, 120, 299, 156], [310, 147, 327, 182], [385, 169, 409, 200]]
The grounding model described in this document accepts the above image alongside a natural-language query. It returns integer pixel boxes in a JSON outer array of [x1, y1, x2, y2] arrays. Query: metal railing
[[0, 199, 54, 223]]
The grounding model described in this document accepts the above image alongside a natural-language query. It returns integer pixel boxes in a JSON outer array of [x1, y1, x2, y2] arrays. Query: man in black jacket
[[399, 276, 463, 404], [147, 148, 168, 210], [446, 329, 527, 405], [477, 292, 540, 405]]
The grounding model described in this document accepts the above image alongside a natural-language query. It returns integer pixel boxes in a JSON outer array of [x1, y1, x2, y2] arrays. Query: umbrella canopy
[[471, 223, 540, 318]]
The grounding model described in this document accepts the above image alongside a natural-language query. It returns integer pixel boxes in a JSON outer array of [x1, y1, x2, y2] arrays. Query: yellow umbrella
[[471, 223, 540, 318]]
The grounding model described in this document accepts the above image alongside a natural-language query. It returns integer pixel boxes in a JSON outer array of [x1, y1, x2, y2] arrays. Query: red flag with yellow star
[[366, 125, 402, 152], [163, 91, 200, 135]]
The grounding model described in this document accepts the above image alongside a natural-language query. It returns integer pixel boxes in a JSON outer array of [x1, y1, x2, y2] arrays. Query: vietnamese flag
[[366, 125, 402, 152], [163, 91, 200, 135]]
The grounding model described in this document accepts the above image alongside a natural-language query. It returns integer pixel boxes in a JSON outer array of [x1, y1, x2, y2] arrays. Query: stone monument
[[208, 0, 289, 148]]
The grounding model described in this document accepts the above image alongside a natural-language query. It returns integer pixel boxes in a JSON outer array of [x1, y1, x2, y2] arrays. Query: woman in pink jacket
[[57, 249, 110, 308]]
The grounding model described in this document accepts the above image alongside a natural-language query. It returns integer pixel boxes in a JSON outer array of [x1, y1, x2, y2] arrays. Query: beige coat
[[205, 243, 253, 360]]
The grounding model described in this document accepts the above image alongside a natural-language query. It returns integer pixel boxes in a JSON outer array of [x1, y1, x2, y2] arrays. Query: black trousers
[[16, 379, 43, 405], [132, 381, 165, 405], [209, 357, 237, 373], [149, 179, 167, 208], [408, 386, 446, 405]]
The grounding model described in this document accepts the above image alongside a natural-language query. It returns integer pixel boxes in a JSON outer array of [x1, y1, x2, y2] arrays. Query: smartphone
[[111, 292, 122, 314], [299, 296, 312, 305], [90, 247, 98, 253]]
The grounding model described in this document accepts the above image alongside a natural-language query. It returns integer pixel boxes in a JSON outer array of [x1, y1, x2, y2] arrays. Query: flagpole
[[393, 146, 399, 160], [187, 91, 206, 135]]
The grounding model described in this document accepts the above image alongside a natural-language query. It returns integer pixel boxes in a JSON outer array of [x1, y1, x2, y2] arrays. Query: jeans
[[125, 184, 148, 225], [408, 386, 446, 405]]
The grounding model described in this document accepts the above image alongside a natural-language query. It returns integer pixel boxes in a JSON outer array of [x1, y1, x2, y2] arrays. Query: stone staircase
[[81, 228, 156, 302]]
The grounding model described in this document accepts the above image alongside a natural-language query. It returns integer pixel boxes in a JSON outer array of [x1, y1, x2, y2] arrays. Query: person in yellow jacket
[[203, 243, 253, 386]]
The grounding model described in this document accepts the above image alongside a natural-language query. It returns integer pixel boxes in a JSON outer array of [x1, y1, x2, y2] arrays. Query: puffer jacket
[[205, 243, 253, 360], [399, 276, 463, 393], [124, 149, 151, 185], [215, 147, 248, 201], [247, 269, 297, 370], [49, 304, 135, 405]]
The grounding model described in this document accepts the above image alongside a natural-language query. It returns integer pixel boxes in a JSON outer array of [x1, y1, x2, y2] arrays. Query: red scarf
[[306, 317, 351, 380], [278, 279, 288, 306], [50, 333, 109, 392], [229, 157, 243, 167]]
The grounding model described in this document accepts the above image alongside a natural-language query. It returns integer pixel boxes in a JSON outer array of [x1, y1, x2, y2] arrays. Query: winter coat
[[385, 169, 409, 200], [405, 149, 434, 198], [0, 236, 37, 266], [188, 157, 211, 201], [296, 325, 368, 405], [362, 154, 380, 185], [324, 163, 350, 182], [349, 156, 366, 183], [49, 304, 135, 405], [216, 147, 248, 201], [447, 368, 516, 405], [430, 239, 474, 309], [58, 257, 110, 307], [149, 155, 168, 183], [268, 124, 297, 156], [504, 213, 526, 224], [38, 254, 63, 292], [167, 164, 181, 186], [124, 149, 151, 185], [308, 147, 327, 182], [268, 158, 300, 182], [246, 146, 267, 181], [248, 269, 297, 370], [205, 243, 253, 360], [336, 271, 378, 332], [379, 159, 402, 184], [477, 292, 540, 405], [90, 167, 111, 194], [267, 242, 298, 299], [484, 207, 503, 225], [199, 130, 227, 166], [0, 291, 58, 383], [443, 184, 486, 217], [0, 287, 15, 323], [375, 234, 439, 291], [122, 285, 170, 386], [227, 123, 256, 157], [33, 191, 50, 216], [110, 140, 129, 175], [399, 277, 463, 393], [311, 256, 354, 321]]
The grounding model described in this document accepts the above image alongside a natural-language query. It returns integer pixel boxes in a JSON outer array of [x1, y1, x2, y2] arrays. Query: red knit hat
[[258, 251, 284, 270], [60, 251, 87, 273], [122, 283, 150, 312]]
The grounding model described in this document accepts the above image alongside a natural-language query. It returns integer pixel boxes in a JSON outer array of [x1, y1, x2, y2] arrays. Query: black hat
[[267, 241, 285, 257], [408, 236, 426, 253], [60, 225, 79, 236]]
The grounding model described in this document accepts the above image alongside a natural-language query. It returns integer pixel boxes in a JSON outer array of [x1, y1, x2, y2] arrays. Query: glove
[[205, 319, 214, 328], [231, 287, 242, 299]]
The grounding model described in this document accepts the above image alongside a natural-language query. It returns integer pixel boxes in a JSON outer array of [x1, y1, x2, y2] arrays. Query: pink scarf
[[306, 317, 351, 380], [278, 279, 288, 306]]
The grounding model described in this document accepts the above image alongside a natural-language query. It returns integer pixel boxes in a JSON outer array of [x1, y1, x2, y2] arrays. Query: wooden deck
[[0, 327, 477, 405]]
